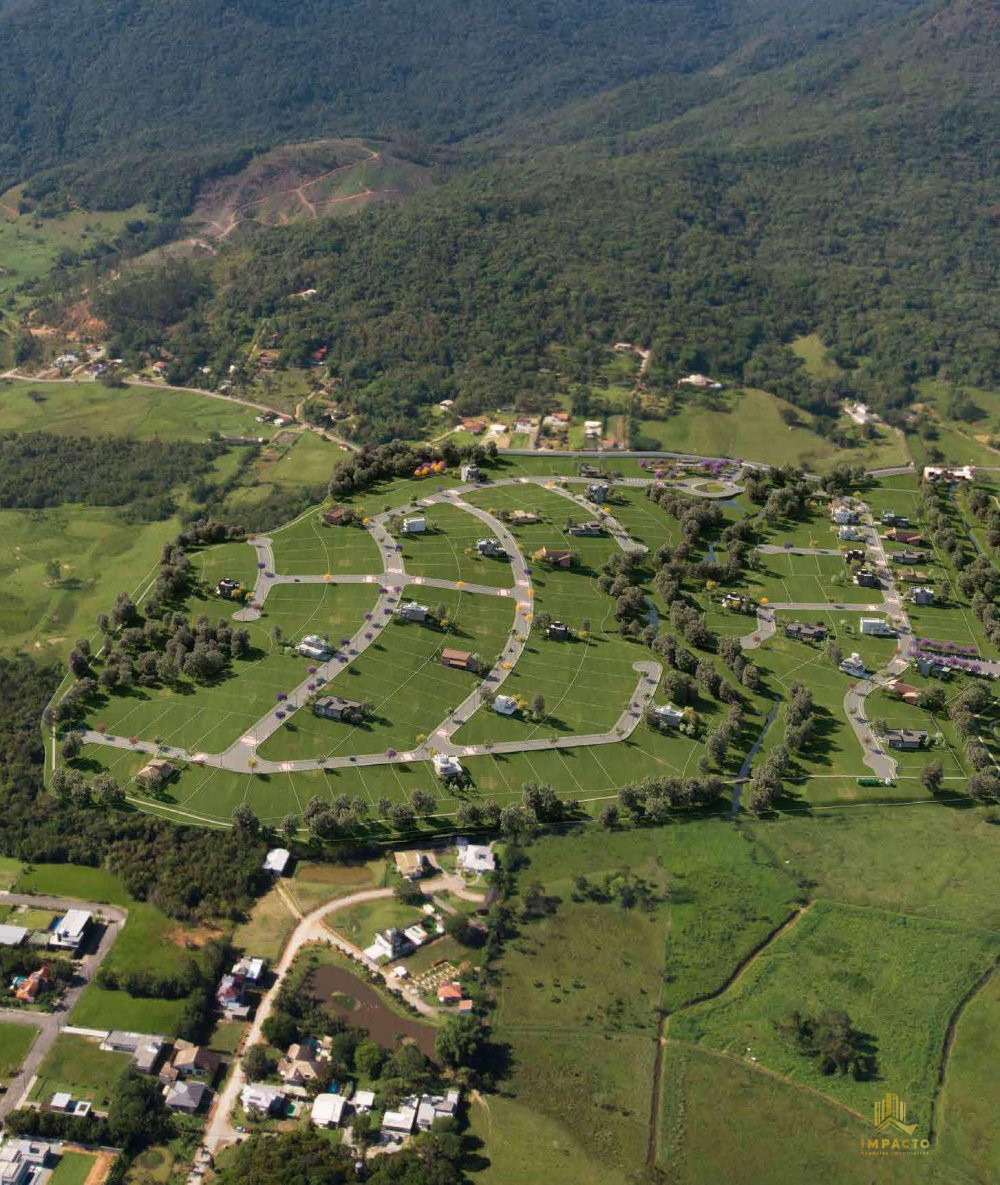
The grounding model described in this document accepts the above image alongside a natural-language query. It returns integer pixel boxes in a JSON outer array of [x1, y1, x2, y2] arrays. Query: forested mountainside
[[0, 0, 927, 192], [79, 0, 997, 444]]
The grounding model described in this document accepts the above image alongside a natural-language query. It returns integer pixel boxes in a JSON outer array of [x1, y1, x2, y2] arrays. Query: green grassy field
[[634, 388, 909, 471], [394, 502, 515, 584], [269, 512, 383, 575], [669, 900, 1000, 1123], [0, 1023, 36, 1084], [29, 1034, 130, 1108], [232, 886, 297, 961], [49, 1151, 98, 1185]]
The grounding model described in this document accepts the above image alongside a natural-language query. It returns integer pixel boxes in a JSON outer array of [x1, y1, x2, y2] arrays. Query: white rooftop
[[458, 844, 496, 873], [263, 848, 290, 874], [492, 695, 518, 715], [0, 925, 28, 946], [311, 1092, 348, 1127]]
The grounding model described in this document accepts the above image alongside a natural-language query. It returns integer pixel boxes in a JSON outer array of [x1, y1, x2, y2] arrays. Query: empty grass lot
[[669, 900, 1000, 1122], [232, 886, 297, 962], [49, 1151, 97, 1185], [28, 1034, 130, 1108], [0, 1024, 37, 1085], [269, 512, 383, 575]]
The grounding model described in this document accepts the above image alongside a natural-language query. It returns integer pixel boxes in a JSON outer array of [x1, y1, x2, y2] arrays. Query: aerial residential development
[[0, 2, 996, 1185]]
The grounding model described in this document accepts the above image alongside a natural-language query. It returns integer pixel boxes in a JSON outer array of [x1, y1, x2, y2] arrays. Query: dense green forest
[[0, 432, 221, 512]]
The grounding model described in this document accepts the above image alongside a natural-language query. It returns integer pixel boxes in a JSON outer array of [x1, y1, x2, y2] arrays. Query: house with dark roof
[[884, 728, 928, 750], [784, 622, 827, 642], [313, 696, 365, 723]]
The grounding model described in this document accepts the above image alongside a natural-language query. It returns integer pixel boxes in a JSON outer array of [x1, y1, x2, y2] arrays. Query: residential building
[[441, 648, 475, 671], [136, 760, 175, 790], [838, 526, 862, 541], [393, 851, 428, 881], [278, 1039, 328, 1086], [372, 928, 413, 960], [232, 957, 265, 983], [168, 1043, 221, 1081], [889, 681, 921, 705], [587, 482, 610, 502], [323, 507, 353, 526], [491, 694, 518, 716], [0, 1138, 53, 1185], [899, 568, 931, 584], [101, 1031, 167, 1072], [584, 420, 603, 439], [881, 511, 910, 527], [382, 1097, 419, 1135], [911, 587, 935, 605], [839, 653, 867, 678], [263, 848, 291, 877], [843, 549, 866, 565], [923, 465, 974, 483], [890, 549, 927, 564], [241, 1083, 286, 1117], [437, 982, 463, 1005], [885, 528, 924, 544], [398, 601, 429, 622], [215, 577, 244, 600], [916, 656, 952, 679], [678, 373, 722, 389], [854, 568, 879, 588], [460, 463, 482, 483], [14, 965, 53, 1003], [313, 696, 364, 723], [832, 506, 858, 525], [532, 547, 573, 567], [652, 704, 685, 727], [0, 926, 27, 948], [457, 838, 496, 873], [546, 621, 571, 640], [216, 973, 248, 1015], [432, 754, 463, 779], [476, 537, 506, 557], [50, 909, 91, 952], [885, 728, 928, 751], [416, 1090, 460, 1131], [784, 622, 827, 642], [164, 1081, 208, 1114], [402, 516, 426, 534], [860, 618, 895, 636], [508, 510, 540, 524], [568, 520, 604, 536], [354, 1090, 376, 1112], [298, 633, 332, 660], [312, 1092, 348, 1128]]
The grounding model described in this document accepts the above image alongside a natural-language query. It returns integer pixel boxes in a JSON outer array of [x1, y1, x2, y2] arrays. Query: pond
[[309, 963, 437, 1058]]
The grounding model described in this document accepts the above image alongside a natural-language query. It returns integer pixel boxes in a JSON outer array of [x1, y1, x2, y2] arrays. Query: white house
[[831, 507, 858, 525], [584, 419, 603, 438], [432, 754, 463, 779], [860, 618, 895, 636], [298, 634, 331, 660], [382, 1097, 419, 1135], [402, 516, 426, 534], [241, 1083, 286, 1117], [839, 653, 867, 678], [652, 704, 685, 727], [232, 957, 265, 983], [460, 463, 481, 483], [491, 695, 518, 716], [263, 848, 290, 877], [838, 526, 862, 541], [911, 587, 935, 605], [50, 910, 91, 952], [457, 841, 495, 874], [354, 1090, 376, 1112], [398, 601, 429, 622], [0, 926, 27, 948], [416, 1089, 460, 1131], [311, 1093, 348, 1128], [0, 1138, 54, 1185]]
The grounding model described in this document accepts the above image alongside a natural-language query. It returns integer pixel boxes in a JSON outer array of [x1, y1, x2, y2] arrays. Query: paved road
[[201, 886, 431, 1159], [0, 893, 126, 1120]]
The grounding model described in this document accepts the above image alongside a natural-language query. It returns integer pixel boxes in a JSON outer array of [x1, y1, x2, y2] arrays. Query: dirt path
[[645, 1021, 668, 1166]]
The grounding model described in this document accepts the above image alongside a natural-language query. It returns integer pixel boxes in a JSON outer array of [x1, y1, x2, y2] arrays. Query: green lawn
[[232, 886, 297, 962], [259, 585, 515, 760], [0, 1023, 37, 1084], [29, 1034, 130, 1108], [669, 900, 1000, 1123], [15, 863, 131, 905], [49, 1151, 98, 1185], [394, 501, 514, 584], [269, 511, 383, 575], [69, 986, 189, 1035]]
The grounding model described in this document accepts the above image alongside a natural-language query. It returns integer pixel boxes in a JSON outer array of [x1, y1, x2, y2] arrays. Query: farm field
[[669, 900, 1000, 1122], [0, 377, 270, 440]]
